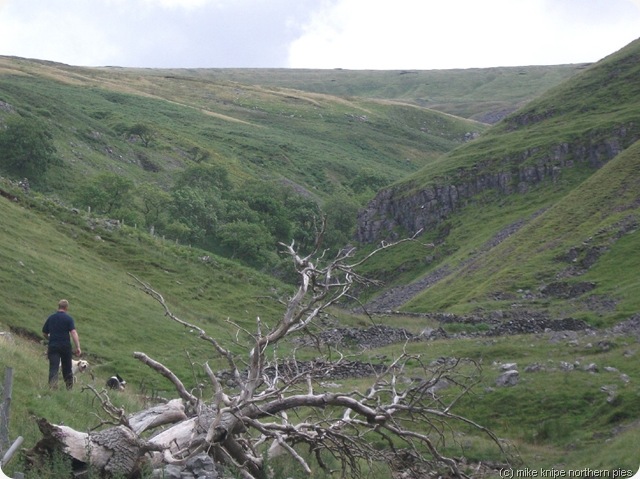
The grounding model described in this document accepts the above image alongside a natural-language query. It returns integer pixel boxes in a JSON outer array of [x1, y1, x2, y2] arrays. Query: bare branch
[[82, 384, 130, 430], [133, 351, 198, 406], [204, 362, 232, 408], [128, 273, 240, 376]]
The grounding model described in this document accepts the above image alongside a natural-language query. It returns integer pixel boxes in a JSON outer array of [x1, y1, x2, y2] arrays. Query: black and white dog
[[106, 374, 126, 391]]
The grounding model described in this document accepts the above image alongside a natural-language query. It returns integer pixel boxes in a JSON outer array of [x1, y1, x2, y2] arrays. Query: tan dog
[[71, 359, 91, 382], [72, 359, 89, 375]]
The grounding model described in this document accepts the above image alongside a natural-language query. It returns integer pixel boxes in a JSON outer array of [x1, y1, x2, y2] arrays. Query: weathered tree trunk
[[26, 400, 191, 478], [27, 418, 149, 476], [129, 398, 187, 435]]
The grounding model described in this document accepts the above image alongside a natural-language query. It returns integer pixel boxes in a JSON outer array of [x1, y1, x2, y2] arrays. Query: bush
[[0, 115, 58, 180]]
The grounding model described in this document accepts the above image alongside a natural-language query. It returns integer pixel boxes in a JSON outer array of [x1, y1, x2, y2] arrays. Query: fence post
[[0, 367, 14, 451], [1, 435, 23, 467]]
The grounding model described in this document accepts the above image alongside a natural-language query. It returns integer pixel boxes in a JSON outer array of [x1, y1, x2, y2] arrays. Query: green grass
[[1, 43, 640, 477], [366, 331, 640, 472], [180, 64, 585, 122], [395, 39, 640, 196], [5, 319, 639, 476], [0, 332, 148, 476], [0, 186, 301, 474], [0, 185, 289, 395], [1, 182, 639, 477], [0, 57, 487, 206], [399, 141, 640, 324], [0, 56, 497, 269]]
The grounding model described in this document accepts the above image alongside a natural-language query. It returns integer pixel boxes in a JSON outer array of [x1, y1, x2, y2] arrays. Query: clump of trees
[[26, 232, 512, 479], [124, 123, 155, 147], [73, 163, 359, 269], [0, 116, 58, 180], [0, 113, 364, 270]]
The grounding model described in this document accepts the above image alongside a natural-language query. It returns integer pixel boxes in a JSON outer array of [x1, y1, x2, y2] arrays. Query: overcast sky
[[1, 0, 639, 70]]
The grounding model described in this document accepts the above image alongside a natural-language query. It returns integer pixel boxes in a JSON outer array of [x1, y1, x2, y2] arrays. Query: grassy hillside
[[2, 183, 639, 477], [405, 140, 640, 324], [354, 38, 640, 328], [183, 64, 585, 122], [0, 182, 290, 390], [322, 38, 640, 473], [1, 46, 639, 477], [371, 322, 640, 472], [5, 306, 639, 477], [0, 56, 499, 269], [0, 55, 485, 198], [401, 38, 640, 190]]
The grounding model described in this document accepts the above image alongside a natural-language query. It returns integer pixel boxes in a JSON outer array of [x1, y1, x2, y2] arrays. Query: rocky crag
[[356, 125, 639, 245]]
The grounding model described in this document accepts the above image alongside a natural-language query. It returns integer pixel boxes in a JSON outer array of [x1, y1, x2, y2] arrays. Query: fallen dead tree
[[27, 227, 513, 478]]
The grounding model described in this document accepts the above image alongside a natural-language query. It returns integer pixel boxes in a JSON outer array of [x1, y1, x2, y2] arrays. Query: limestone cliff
[[356, 125, 639, 243]]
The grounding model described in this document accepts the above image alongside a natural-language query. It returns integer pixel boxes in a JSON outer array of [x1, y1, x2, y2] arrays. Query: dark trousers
[[48, 344, 73, 389]]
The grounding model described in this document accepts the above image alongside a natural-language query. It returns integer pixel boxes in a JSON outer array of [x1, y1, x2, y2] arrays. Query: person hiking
[[42, 299, 82, 389]]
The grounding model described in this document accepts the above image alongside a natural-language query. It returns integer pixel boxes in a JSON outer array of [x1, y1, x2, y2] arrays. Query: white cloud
[[287, 0, 640, 69], [0, 0, 638, 68], [0, 0, 320, 67], [0, 2, 121, 65], [138, 0, 217, 8], [134, 0, 268, 10]]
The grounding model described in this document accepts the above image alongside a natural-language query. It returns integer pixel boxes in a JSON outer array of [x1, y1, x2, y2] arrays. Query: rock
[[154, 464, 182, 479], [355, 129, 637, 245], [295, 325, 418, 350], [487, 316, 590, 337], [496, 370, 519, 387], [600, 385, 618, 404], [0, 100, 15, 112], [500, 363, 518, 371], [429, 357, 458, 368], [585, 363, 599, 373], [420, 327, 449, 340], [216, 358, 388, 388], [559, 361, 574, 371], [186, 454, 218, 479], [0, 332, 14, 343], [597, 341, 613, 351], [548, 330, 579, 343], [153, 454, 219, 479], [426, 379, 451, 395], [320, 382, 341, 389], [524, 363, 544, 373], [611, 315, 640, 341], [539, 281, 596, 299]]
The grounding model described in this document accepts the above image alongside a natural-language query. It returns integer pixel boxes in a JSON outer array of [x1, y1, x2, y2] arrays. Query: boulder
[[495, 370, 519, 387]]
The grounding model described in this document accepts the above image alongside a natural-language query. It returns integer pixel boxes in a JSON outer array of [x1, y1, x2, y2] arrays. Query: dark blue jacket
[[42, 311, 76, 348]]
